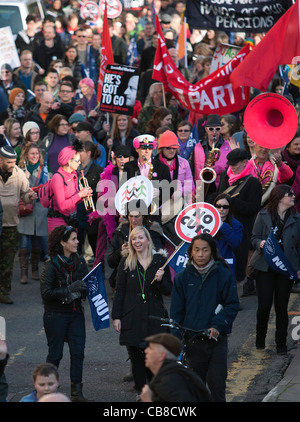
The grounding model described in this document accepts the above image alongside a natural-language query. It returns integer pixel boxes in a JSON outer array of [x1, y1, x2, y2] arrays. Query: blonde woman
[[112, 226, 172, 398]]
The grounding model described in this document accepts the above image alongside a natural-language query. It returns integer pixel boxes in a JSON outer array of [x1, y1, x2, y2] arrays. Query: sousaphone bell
[[243, 93, 298, 149]]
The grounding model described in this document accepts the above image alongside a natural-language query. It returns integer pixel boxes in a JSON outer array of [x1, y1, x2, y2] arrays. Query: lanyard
[[136, 264, 146, 302]]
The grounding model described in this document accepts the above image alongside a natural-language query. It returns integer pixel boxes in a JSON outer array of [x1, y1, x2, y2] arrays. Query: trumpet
[[79, 170, 95, 212]]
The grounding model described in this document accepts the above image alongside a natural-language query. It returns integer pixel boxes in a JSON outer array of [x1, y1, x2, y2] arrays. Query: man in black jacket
[[216, 148, 262, 284], [141, 333, 212, 402]]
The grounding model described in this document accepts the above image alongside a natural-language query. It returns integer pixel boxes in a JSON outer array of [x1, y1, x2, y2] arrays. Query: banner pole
[[150, 240, 186, 284]]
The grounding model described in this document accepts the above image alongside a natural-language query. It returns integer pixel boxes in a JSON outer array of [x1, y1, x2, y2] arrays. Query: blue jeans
[[19, 234, 41, 250], [43, 310, 86, 384]]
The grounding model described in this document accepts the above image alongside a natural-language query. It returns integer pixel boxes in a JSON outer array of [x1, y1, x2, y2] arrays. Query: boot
[[70, 382, 92, 402], [242, 277, 256, 296], [31, 248, 41, 280], [19, 249, 29, 284]]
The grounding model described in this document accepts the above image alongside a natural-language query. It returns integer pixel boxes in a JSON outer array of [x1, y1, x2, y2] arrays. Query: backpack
[[38, 171, 67, 209]]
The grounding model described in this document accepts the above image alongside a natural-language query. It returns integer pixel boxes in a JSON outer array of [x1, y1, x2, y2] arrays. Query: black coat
[[111, 253, 172, 348], [216, 171, 262, 281], [40, 254, 89, 313], [149, 359, 212, 402]]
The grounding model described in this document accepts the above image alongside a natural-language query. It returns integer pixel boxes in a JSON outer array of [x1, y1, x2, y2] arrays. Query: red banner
[[97, 0, 114, 103], [152, 15, 250, 116]]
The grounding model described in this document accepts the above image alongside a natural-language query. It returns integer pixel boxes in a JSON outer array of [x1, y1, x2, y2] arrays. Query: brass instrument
[[79, 170, 95, 212], [196, 136, 221, 201]]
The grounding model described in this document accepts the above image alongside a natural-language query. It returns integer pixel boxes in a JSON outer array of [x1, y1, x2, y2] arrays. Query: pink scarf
[[227, 161, 252, 186]]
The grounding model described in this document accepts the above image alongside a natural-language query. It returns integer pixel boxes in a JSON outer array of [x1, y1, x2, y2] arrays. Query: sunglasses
[[165, 147, 177, 150], [63, 225, 73, 238], [285, 191, 295, 197], [141, 145, 153, 149], [116, 155, 130, 158], [215, 204, 230, 209], [178, 129, 190, 133], [207, 127, 221, 132]]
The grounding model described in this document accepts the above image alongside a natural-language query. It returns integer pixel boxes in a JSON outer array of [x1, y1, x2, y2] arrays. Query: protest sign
[[100, 64, 139, 115], [175, 202, 221, 243], [210, 43, 241, 74], [0, 26, 20, 69], [99, 0, 123, 18], [185, 0, 293, 32]]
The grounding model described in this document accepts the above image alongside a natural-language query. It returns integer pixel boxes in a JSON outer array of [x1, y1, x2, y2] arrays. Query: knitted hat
[[145, 333, 182, 357], [9, 88, 25, 105], [22, 121, 40, 137], [79, 77, 95, 90], [158, 130, 180, 149], [0, 145, 17, 159], [1, 63, 13, 73], [68, 113, 85, 125]]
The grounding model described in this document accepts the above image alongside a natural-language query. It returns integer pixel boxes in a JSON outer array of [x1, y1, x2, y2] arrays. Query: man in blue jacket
[[170, 233, 239, 402]]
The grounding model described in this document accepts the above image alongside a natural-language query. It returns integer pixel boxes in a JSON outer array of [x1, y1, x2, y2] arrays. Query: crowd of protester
[[1, 0, 300, 404]]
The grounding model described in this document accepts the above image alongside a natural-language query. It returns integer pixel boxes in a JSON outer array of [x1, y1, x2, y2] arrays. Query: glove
[[63, 291, 81, 304], [68, 280, 87, 293]]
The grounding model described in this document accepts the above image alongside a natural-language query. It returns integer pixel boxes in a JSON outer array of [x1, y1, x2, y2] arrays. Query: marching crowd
[[1, 0, 300, 404]]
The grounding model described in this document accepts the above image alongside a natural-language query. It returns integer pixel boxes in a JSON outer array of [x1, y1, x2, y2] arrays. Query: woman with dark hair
[[47, 140, 93, 233], [105, 114, 139, 158], [213, 193, 243, 285], [145, 107, 173, 136], [170, 233, 239, 402], [112, 226, 172, 399], [249, 184, 300, 354], [40, 225, 91, 401], [41, 114, 74, 174]]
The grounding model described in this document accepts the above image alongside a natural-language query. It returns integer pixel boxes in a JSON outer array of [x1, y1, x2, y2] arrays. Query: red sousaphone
[[243, 93, 298, 149]]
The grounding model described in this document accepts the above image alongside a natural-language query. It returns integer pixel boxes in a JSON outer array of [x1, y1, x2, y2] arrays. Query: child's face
[[34, 374, 60, 399]]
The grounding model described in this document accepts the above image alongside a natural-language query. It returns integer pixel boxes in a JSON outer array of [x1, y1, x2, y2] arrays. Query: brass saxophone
[[198, 136, 221, 200]]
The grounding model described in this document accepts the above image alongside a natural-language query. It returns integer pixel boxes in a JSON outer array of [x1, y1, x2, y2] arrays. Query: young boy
[[20, 363, 60, 402]]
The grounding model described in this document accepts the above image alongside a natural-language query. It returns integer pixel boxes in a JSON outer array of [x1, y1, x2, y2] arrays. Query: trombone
[[79, 170, 95, 212]]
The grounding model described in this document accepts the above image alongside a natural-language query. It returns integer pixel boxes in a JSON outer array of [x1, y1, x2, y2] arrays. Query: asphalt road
[[1, 255, 300, 404]]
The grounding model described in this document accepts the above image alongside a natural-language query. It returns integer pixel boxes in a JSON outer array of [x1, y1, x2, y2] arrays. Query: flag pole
[[184, 17, 188, 69], [150, 240, 185, 284]]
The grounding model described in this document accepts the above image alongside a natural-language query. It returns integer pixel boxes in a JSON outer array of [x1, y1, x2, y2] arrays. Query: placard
[[0, 26, 20, 69], [175, 202, 221, 243], [115, 175, 153, 216], [100, 64, 139, 116]]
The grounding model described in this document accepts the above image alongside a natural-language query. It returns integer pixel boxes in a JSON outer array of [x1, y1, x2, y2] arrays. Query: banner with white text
[[185, 0, 294, 32], [153, 16, 250, 116]]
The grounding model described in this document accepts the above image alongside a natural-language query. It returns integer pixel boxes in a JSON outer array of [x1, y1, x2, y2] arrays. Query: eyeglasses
[[207, 127, 221, 132], [285, 191, 295, 197], [30, 131, 40, 135], [215, 204, 230, 209], [71, 158, 81, 164], [141, 145, 153, 149], [178, 129, 190, 133]]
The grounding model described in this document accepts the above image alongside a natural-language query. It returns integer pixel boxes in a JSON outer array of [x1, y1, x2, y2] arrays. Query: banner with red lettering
[[152, 15, 250, 116]]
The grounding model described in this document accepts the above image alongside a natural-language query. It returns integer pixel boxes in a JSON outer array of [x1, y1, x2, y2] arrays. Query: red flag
[[153, 15, 250, 115], [231, 0, 300, 92], [97, 0, 114, 103]]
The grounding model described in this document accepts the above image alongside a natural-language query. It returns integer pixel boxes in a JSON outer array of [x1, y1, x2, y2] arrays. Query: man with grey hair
[[0, 146, 37, 304], [141, 333, 212, 402]]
